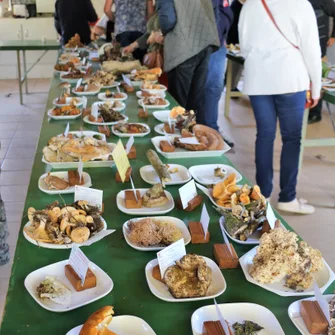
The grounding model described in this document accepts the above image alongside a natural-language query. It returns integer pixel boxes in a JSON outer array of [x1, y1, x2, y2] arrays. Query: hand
[[310, 98, 320, 109], [123, 42, 138, 54], [147, 31, 164, 45], [328, 37, 335, 47]]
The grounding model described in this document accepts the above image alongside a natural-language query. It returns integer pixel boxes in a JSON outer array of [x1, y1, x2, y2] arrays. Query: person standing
[[202, 0, 234, 145], [239, 0, 321, 214], [156, 0, 220, 121], [308, 0, 335, 124], [104, 0, 154, 60], [54, 0, 98, 45]]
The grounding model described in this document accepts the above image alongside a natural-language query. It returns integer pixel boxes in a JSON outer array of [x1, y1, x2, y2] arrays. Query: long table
[[0, 40, 60, 105], [0, 61, 334, 335]]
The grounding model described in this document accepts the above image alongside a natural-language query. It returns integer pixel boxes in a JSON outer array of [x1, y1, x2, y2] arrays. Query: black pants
[[309, 98, 322, 119], [167, 46, 213, 124], [116, 31, 145, 61]]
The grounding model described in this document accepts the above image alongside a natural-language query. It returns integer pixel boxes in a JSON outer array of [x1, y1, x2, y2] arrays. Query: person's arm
[[147, 0, 154, 19], [54, 1, 62, 36], [156, 0, 177, 36], [85, 0, 98, 23], [297, 1, 322, 101], [104, 0, 114, 21], [319, 0, 335, 46]]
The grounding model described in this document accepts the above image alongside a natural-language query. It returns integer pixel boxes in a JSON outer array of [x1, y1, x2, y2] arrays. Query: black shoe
[[223, 137, 234, 148], [308, 114, 322, 124]]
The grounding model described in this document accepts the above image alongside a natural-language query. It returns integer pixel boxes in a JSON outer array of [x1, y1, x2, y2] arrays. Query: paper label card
[[130, 175, 139, 203], [112, 140, 131, 182], [82, 96, 87, 109], [116, 85, 121, 93], [69, 244, 89, 285], [76, 78, 83, 90], [200, 204, 210, 238], [167, 117, 172, 132], [77, 158, 83, 181], [64, 123, 70, 137], [122, 74, 132, 87], [89, 51, 99, 60], [74, 186, 103, 209], [178, 137, 200, 145], [313, 282, 331, 325], [82, 57, 86, 65], [219, 217, 233, 256], [125, 136, 134, 154], [266, 202, 277, 229], [157, 239, 186, 278], [91, 104, 98, 119], [163, 130, 173, 146], [179, 180, 198, 209], [214, 299, 232, 335]]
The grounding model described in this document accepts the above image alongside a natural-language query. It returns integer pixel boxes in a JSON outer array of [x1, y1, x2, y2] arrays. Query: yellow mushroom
[[28, 207, 36, 223], [71, 227, 90, 243]]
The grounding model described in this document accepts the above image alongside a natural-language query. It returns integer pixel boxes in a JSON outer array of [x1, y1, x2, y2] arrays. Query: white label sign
[[313, 282, 331, 325], [178, 180, 197, 209], [82, 57, 86, 65], [219, 217, 233, 256], [129, 175, 139, 203], [82, 96, 87, 109], [178, 137, 200, 145], [89, 51, 99, 60], [74, 186, 103, 209], [162, 130, 173, 146], [266, 202, 277, 229], [91, 104, 98, 119], [64, 123, 70, 137], [77, 158, 83, 182], [69, 244, 89, 285], [200, 204, 210, 238], [125, 136, 134, 154], [214, 298, 233, 335], [157, 239, 186, 278], [122, 74, 132, 87], [76, 78, 83, 90]]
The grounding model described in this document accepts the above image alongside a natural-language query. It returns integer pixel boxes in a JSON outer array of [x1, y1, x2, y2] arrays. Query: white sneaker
[[277, 198, 315, 215]]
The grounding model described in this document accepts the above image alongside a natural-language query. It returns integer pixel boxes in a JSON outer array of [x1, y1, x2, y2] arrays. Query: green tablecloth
[[0, 64, 334, 335], [0, 40, 60, 51]]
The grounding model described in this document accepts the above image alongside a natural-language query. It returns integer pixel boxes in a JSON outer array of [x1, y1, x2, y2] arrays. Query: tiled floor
[[0, 78, 334, 322]]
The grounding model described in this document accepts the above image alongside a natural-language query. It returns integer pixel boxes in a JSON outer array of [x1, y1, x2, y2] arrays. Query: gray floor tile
[[3, 201, 25, 222], [5, 147, 37, 160], [1, 158, 34, 171], [0, 185, 29, 202], [0, 170, 31, 186]]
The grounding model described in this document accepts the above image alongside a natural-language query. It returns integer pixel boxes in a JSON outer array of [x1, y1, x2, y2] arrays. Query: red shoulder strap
[[261, 0, 299, 50]]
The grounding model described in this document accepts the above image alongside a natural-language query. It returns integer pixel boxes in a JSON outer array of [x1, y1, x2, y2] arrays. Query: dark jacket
[[157, 0, 233, 46], [55, 0, 98, 46], [227, 0, 242, 45], [309, 0, 335, 57]]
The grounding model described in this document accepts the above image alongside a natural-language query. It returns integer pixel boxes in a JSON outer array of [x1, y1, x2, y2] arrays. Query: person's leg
[[186, 46, 212, 124], [167, 57, 197, 108], [201, 46, 226, 131], [308, 98, 322, 124], [275, 91, 306, 202], [249, 95, 277, 198]]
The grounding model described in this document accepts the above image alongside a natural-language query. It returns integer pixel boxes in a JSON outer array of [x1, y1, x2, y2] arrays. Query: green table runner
[[0, 62, 334, 335]]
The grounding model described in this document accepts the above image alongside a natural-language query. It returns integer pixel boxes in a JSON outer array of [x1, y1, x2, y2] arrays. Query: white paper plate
[[98, 92, 128, 101], [59, 52, 80, 59], [152, 110, 173, 123], [66, 316, 157, 335], [123, 216, 191, 251], [124, 74, 157, 87], [23, 217, 108, 249], [83, 115, 128, 126], [140, 164, 191, 186], [38, 171, 92, 195], [47, 109, 82, 120], [136, 91, 166, 99], [154, 124, 181, 136], [60, 72, 86, 83], [72, 87, 100, 96], [141, 84, 167, 94], [57, 130, 106, 141], [288, 295, 335, 335], [191, 303, 285, 335], [112, 123, 150, 137], [145, 257, 226, 302], [323, 86, 335, 92], [24, 260, 113, 312], [239, 246, 335, 297], [52, 97, 85, 107], [116, 189, 175, 216], [138, 99, 170, 109], [189, 164, 243, 185], [92, 100, 126, 113], [54, 69, 69, 75], [100, 81, 120, 89], [42, 155, 115, 169], [151, 136, 231, 159], [322, 78, 332, 85]]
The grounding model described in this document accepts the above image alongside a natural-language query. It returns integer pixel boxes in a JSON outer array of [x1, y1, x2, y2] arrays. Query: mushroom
[[60, 206, 76, 218], [70, 215, 87, 225], [71, 227, 90, 243], [48, 207, 61, 223], [28, 207, 36, 223]]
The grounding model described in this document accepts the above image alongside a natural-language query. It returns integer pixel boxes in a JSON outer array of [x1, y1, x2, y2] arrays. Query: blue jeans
[[200, 46, 227, 130], [249, 91, 306, 202]]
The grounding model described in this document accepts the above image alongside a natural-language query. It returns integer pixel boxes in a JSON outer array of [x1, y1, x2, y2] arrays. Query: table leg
[[22, 50, 28, 94], [224, 59, 233, 118], [299, 108, 309, 171], [16, 50, 23, 105]]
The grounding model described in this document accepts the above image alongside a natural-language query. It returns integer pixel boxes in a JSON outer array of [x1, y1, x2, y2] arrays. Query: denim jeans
[[201, 46, 227, 130], [249, 91, 306, 202]]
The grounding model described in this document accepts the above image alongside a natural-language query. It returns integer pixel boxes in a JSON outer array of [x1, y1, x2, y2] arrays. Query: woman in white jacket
[[239, 0, 321, 214]]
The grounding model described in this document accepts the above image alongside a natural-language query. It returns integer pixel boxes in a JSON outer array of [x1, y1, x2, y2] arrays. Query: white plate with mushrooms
[[38, 171, 92, 195]]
